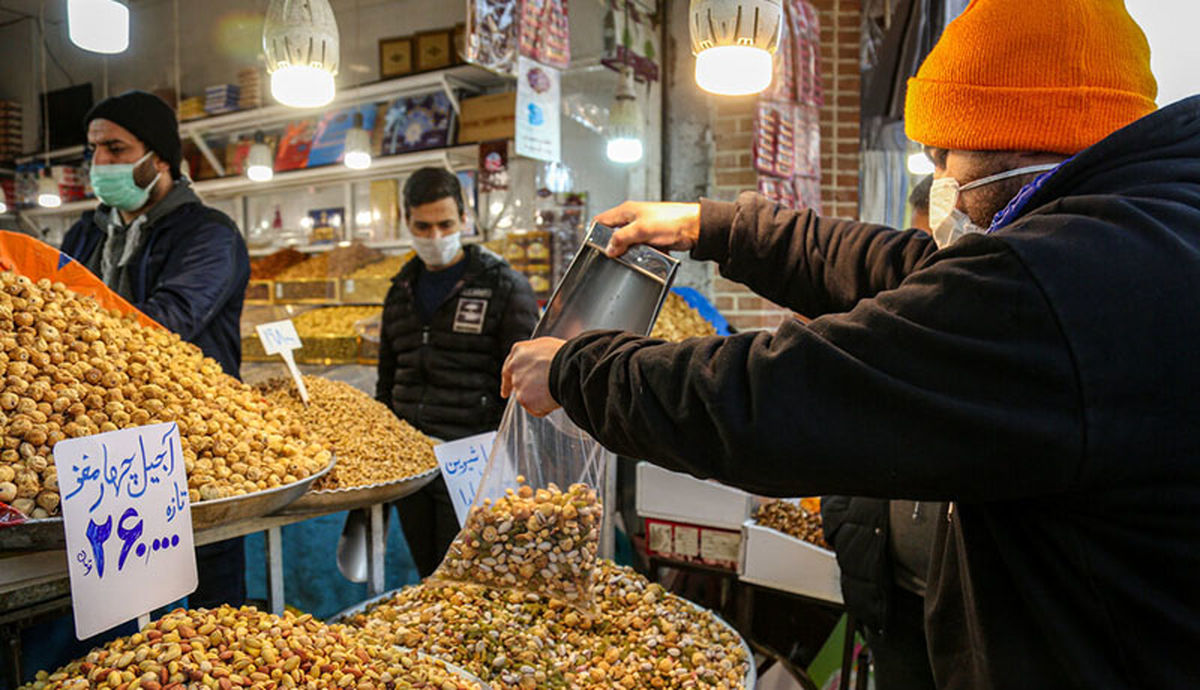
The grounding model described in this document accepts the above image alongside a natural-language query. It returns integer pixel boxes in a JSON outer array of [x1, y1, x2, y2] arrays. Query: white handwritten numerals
[[256, 320, 302, 356], [54, 422, 198, 640]]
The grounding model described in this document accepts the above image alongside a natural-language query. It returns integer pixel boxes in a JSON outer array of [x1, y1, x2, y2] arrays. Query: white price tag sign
[[256, 319, 309, 403], [54, 423, 197, 640], [434, 432, 496, 526]]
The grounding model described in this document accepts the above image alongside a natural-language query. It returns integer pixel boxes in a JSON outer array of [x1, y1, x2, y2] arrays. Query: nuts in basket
[[348, 560, 752, 689], [753, 498, 828, 548], [256, 376, 437, 490], [434, 478, 602, 606], [0, 271, 329, 518], [21, 605, 484, 690], [651, 291, 718, 342]]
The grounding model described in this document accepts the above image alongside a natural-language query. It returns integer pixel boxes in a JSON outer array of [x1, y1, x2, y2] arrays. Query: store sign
[[256, 319, 309, 403], [54, 423, 197, 640], [515, 57, 561, 162], [434, 431, 497, 526]]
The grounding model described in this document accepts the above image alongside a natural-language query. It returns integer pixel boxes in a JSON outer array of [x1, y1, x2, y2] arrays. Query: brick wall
[[707, 0, 862, 331]]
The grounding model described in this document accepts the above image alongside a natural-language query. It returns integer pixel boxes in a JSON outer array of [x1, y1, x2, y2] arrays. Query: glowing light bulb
[[694, 46, 773, 96], [67, 0, 129, 55], [907, 152, 935, 175]]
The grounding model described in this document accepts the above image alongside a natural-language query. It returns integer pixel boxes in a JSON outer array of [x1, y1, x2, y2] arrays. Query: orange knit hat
[[905, 0, 1157, 155]]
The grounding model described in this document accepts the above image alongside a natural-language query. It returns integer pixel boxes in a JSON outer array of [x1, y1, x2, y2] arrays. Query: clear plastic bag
[[431, 401, 607, 609]]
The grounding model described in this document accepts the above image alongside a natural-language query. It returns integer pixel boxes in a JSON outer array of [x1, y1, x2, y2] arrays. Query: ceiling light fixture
[[247, 131, 275, 182], [67, 0, 130, 55], [605, 69, 644, 164], [263, 0, 340, 108], [689, 0, 782, 96], [343, 112, 371, 170]]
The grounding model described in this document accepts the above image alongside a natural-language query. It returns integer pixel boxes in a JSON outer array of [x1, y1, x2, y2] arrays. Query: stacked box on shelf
[[237, 68, 262, 110], [178, 96, 205, 121], [204, 84, 241, 115], [0, 100, 21, 165]]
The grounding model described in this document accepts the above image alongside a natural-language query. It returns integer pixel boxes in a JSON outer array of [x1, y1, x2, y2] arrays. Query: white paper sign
[[434, 431, 497, 526], [54, 422, 197, 640], [256, 319, 309, 403], [515, 57, 561, 162]]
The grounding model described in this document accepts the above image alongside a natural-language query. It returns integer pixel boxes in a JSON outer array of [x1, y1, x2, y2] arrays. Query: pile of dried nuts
[[294, 306, 383, 338], [348, 561, 751, 689], [249, 248, 308, 280], [275, 254, 329, 281], [650, 292, 717, 342], [435, 478, 602, 606], [21, 605, 484, 690], [347, 253, 414, 281], [326, 242, 385, 279], [753, 499, 828, 549], [0, 271, 329, 518], [257, 376, 437, 490]]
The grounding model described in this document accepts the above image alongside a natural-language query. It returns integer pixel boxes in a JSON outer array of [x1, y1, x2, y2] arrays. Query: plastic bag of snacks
[[431, 400, 608, 611]]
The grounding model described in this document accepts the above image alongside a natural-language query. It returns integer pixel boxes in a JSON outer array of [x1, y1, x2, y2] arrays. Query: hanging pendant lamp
[[263, 0, 340, 108], [67, 0, 130, 55], [343, 113, 372, 170], [606, 69, 644, 164], [689, 0, 782, 96]]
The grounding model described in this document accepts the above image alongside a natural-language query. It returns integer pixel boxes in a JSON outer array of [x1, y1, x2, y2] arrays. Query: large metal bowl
[[271, 467, 439, 516], [327, 584, 756, 689], [0, 456, 336, 552]]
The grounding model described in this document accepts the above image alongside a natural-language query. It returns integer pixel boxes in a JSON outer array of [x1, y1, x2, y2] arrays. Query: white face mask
[[928, 163, 1059, 249], [412, 231, 463, 268]]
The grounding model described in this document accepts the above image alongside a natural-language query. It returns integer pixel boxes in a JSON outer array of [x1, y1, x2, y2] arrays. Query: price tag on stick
[[434, 432, 497, 526], [256, 319, 309, 404], [54, 423, 198, 640]]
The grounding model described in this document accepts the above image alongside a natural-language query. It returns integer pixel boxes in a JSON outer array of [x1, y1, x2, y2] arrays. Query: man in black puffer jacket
[[378, 167, 538, 577]]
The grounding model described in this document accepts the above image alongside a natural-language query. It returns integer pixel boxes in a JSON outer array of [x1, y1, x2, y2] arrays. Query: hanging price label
[[54, 422, 197, 640], [256, 319, 309, 403], [434, 432, 497, 526]]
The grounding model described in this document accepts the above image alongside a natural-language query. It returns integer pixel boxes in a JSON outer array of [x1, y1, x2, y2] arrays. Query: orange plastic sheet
[[0, 230, 162, 330]]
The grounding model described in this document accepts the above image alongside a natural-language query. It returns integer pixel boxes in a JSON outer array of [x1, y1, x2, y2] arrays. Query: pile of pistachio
[[650, 292, 718, 342], [434, 478, 602, 606], [347, 561, 751, 690], [21, 605, 484, 690], [754, 499, 828, 549]]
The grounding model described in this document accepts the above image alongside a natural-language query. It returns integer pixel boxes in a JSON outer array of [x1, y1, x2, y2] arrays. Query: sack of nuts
[[430, 401, 608, 612]]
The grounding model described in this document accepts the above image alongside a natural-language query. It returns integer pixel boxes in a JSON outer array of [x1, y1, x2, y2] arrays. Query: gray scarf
[[88, 179, 203, 302]]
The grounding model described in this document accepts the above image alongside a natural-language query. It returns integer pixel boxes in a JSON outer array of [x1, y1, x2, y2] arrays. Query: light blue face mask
[[90, 151, 162, 212]]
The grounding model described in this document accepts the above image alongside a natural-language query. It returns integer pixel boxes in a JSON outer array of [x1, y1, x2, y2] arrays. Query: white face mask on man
[[412, 231, 463, 268], [928, 163, 1059, 249]]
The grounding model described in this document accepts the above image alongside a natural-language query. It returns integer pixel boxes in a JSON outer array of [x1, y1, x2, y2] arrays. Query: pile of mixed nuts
[[256, 376, 437, 490], [21, 605, 484, 690], [434, 478, 602, 605], [650, 292, 717, 342], [348, 561, 751, 689], [0, 271, 329, 518], [753, 499, 828, 549]]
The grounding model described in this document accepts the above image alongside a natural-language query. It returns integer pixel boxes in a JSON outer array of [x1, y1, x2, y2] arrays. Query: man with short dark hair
[[61, 90, 250, 610], [378, 167, 538, 577]]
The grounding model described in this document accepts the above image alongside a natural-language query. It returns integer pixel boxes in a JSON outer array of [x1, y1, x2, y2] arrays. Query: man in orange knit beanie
[[504, 0, 1200, 688]]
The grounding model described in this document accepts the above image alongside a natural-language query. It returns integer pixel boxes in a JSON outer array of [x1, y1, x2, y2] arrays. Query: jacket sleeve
[[376, 308, 397, 409], [497, 270, 540, 360], [60, 218, 90, 262], [549, 234, 1084, 502], [695, 192, 938, 317], [135, 219, 248, 340]]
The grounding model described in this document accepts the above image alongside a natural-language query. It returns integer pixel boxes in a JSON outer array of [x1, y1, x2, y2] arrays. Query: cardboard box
[[739, 520, 843, 604], [635, 462, 755, 530], [458, 92, 516, 144]]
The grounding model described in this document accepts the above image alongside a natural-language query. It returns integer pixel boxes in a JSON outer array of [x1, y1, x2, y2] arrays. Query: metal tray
[[0, 456, 336, 552], [327, 584, 756, 689], [272, 467, 439, 516]]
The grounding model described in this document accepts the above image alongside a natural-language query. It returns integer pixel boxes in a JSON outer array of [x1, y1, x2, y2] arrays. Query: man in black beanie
[[60, 90, 251, 611]]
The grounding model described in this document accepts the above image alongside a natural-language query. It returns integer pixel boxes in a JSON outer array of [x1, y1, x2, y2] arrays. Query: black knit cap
[[85, 90, 182, 179]]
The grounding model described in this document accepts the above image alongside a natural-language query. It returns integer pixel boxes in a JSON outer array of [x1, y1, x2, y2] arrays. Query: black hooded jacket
[[376, 245, 538, 440], [548, 98, 1200, 689]]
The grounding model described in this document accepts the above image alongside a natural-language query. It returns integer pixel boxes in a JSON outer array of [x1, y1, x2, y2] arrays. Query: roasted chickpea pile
[[753, 499, 828, 549], [21, 605, 484, 690], [348, 561, 751, 690], [435, 479, 602, 606], [650, 292, 718, 342], [346, 253, 414, 281], [0, 271, 329, 518], [256, 376, 437, 490]]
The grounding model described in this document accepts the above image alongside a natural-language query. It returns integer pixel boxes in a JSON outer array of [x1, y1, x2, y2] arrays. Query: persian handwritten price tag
[[256, 319, 309, 403], [434, 431, 497, 526], [54, 422, 197, 640]]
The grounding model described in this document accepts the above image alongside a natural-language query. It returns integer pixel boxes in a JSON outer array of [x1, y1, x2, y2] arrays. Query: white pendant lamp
[[343, 112, 372, 170], [606, 69, 644, 164], [263, 0, 340, 108], [37, 172, 61, 208], [689, 0, 783, 96], [907, 151, 935, 175], [246, 131, 275, 182], [67, 0, 130, 55]]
